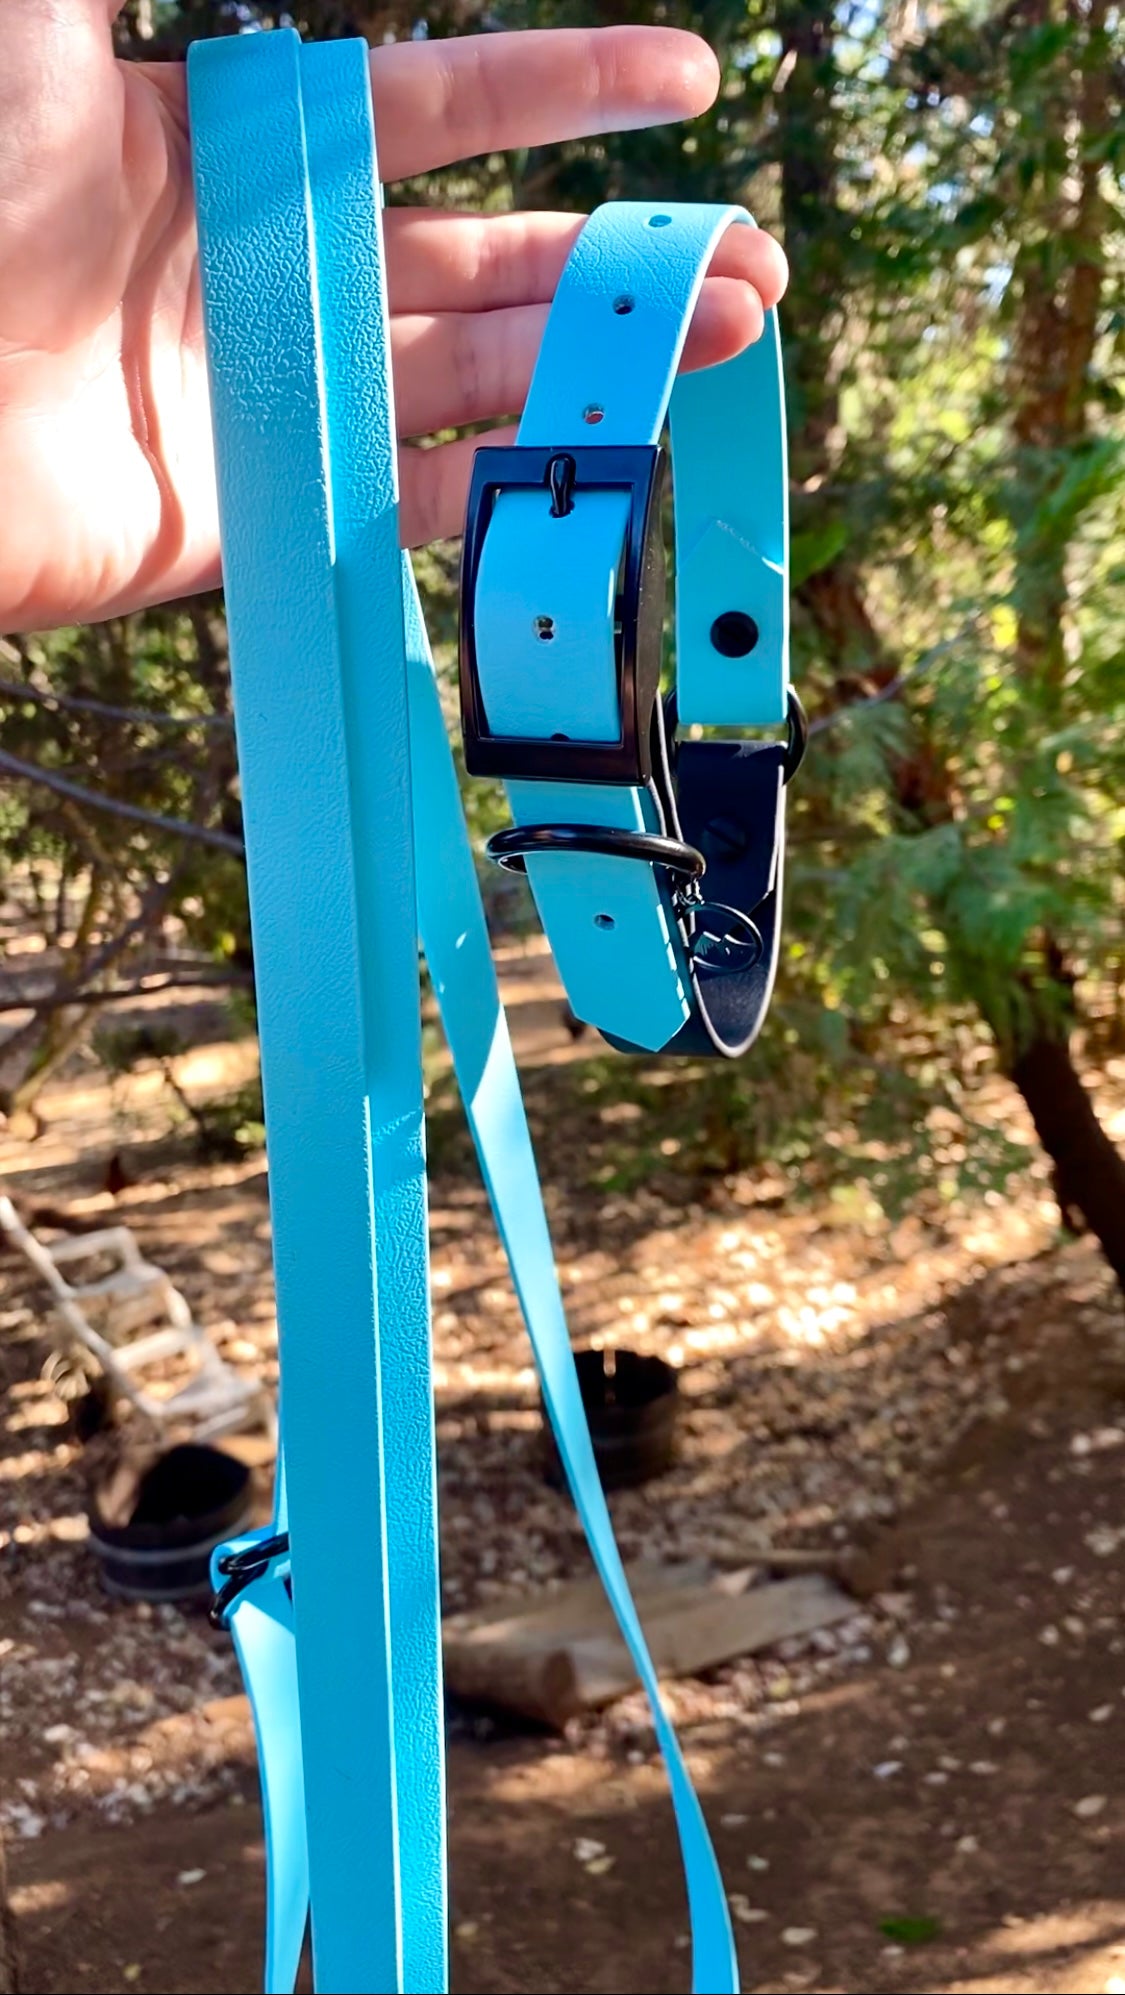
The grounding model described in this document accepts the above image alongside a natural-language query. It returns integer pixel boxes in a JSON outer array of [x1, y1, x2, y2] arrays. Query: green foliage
[[879, 1915, 942, 1947], [175, 1078, 266, 1161], [4, 0, 1124, 1221]]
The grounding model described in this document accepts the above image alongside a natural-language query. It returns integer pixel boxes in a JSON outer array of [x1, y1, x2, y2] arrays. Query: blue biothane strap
[[209, 1464, 307, 1995], [209, 557, 743, 1995], [460, 202, 792, 1058], [190, 29, 436, 1995], [301, 49, 449, 1995], [404, 562, 738, 1995], [190, 26, 740, 1995]]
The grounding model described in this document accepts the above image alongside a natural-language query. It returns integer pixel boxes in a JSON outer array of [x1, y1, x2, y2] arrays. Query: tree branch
[[0, 968, 252, 1016], [807, 616, 982, 738], [0, 672, 231, 731], [0, 746, 245, 856]]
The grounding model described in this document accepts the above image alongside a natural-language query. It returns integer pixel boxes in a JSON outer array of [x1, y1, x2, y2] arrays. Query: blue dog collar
[[459, 202, 798, 1058]]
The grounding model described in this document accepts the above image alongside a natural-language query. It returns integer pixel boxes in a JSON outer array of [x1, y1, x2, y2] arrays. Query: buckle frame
[[459, 443, 667, 786]]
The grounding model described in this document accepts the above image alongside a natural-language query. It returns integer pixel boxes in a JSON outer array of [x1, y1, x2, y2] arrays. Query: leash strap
[[212, 1469, 308, 1993], [190, 31, 440, 1994], [188, 28, 763, 1995], [460, 204, 794, 1057]]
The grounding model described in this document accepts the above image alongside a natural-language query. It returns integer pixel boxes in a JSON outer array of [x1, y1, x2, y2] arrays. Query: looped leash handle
[[190, 28, 741, 1995], [190, 29, 439, 1994]]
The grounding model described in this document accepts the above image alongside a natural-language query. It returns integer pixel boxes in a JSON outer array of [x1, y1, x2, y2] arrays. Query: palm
[[0, 5, 788, 634], [0, 14, 200, 626]]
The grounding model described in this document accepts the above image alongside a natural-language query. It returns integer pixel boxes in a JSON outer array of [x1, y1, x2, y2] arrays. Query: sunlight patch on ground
[[8, 1878, 71, 1916], [987, 1906, 1125, 1959]]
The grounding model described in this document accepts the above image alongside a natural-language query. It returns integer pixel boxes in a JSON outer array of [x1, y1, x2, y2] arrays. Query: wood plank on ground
[[443, 1560, 853, 1730]]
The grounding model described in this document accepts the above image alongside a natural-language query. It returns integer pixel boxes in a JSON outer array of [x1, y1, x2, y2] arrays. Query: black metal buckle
[[459, 444, 667, 787]]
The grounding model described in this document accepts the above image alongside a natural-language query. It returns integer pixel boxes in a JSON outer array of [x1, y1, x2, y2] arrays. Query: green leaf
[[790, 519, 849, 587], [879, 1915, 943, 1946]]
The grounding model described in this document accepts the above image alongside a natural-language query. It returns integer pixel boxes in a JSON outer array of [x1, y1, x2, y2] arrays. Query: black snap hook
[[683, 899, 764, 976], [209, 1530, 291, 1630]]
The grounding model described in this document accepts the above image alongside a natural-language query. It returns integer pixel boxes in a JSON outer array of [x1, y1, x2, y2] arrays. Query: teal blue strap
[[213, 564, 742, 1995], [300, 49, 447, 1994], [232, 1584, 307, 1990], [189, 29, 443, 1994], [470, 203, 789, 1053], [403, 568, 740, 1994], [209, 1465, 307, 1993], [191, 26, 738, 1995]]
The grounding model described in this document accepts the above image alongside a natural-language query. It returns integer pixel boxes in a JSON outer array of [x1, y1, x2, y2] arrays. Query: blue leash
[[190, 33, 430, 1992], [189, 27, 791, 1994]]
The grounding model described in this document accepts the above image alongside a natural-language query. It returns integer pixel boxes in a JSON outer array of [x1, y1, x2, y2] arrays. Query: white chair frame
[[0, 1194, 275, 1444]]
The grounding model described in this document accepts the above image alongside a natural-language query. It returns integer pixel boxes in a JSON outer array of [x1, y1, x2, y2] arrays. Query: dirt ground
[[9, 1421, 1125, 1995], [3, 937, 1125, 1994]]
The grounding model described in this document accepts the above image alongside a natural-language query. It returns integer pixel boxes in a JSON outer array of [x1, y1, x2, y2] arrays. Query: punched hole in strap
[[710, 611, 760, 658]]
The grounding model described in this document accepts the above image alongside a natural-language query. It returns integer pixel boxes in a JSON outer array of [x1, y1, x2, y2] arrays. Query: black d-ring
[[660, 686, 806, 784], [784, 688, 809, 785], [485, 822, 705, 884]]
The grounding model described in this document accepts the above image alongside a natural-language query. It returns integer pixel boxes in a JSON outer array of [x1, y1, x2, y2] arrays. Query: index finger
[[369, 27, 720, 183]]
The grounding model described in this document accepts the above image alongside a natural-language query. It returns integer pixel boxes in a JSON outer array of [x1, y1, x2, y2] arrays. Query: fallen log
[[443, 1559, 853, 1730]]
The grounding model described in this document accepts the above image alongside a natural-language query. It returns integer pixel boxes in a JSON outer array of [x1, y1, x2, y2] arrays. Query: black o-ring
[[486, 822, 705, 883], [661, 686, 806, 784]]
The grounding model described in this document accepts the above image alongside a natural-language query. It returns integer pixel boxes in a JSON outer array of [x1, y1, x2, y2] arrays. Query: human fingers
[[369, 27, 719, 182], [383, 206, 789, 317]]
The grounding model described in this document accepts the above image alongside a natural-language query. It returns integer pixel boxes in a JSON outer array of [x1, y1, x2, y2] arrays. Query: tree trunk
[[1008, 1027, 1125, 1286], [773, 0, 1125, 1297]]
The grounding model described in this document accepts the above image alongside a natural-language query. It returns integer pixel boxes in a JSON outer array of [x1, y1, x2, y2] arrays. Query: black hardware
[[209, 1530, 290, 1630], [486, 821, 705, 885], [783, 687, 808, 784], [459, 444, 667, 787], [682, 897, 764, 975], [547, 453, 576, 518]]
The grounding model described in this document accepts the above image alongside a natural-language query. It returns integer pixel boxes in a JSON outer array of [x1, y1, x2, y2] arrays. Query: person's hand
[[0, 6, 788, 634]]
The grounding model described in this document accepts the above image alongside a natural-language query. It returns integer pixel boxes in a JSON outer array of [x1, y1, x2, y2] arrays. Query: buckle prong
[[547, 453, 576, 519]]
